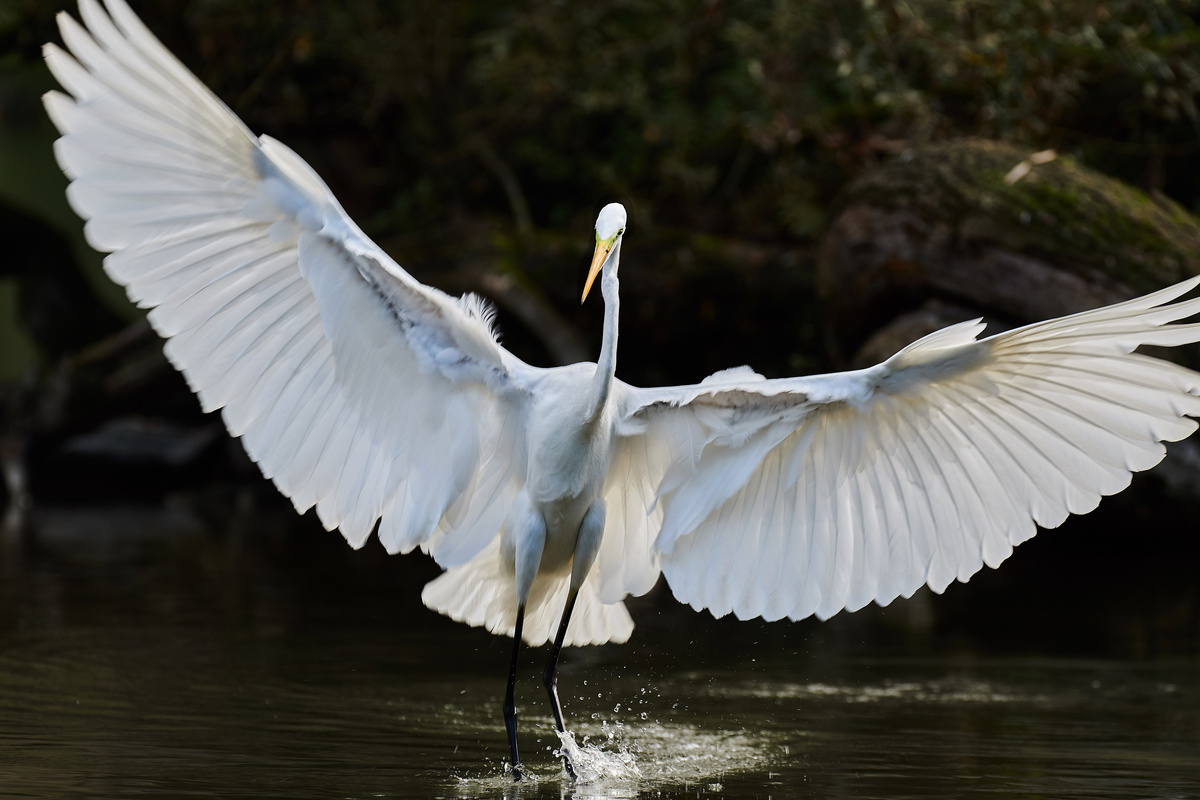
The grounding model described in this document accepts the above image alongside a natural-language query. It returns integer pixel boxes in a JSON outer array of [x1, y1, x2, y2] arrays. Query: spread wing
[[608, 279, 1200, 622], [44, 0, 540, 565]]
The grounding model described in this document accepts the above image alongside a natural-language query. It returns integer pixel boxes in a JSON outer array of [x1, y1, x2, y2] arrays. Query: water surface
[[1, 502, 1197, 798]]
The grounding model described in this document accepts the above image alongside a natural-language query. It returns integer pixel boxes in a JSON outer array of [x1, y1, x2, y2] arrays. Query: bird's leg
[[504, 603, 526, 780], [503, 501, 546, 781], [544, 501, 606, 780], [544, 587, 580, 734], [544, 588, 580, 780]]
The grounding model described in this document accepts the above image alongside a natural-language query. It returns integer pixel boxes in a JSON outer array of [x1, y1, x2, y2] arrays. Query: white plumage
[[44, 0, 1200, 775]]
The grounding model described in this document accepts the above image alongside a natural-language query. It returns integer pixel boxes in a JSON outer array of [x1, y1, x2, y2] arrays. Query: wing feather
[[804, 420, 835, 616], [591, 429, 665, 604], [46, 0, 533, 560], [614, 275, 1200, 622], [893, 402, 957, 593]]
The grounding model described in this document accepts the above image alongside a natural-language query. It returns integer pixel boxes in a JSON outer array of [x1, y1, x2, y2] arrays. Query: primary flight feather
[[44, 0, 1200, 779]]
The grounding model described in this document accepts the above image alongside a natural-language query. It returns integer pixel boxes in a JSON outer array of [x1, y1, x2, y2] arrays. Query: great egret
[[44, 0, 1200, 780]]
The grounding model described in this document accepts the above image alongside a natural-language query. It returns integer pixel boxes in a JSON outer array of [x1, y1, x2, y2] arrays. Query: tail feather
[[421, 542, 634, 646]]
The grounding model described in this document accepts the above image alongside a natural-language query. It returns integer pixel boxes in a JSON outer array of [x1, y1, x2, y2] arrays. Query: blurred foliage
[[5, 0, 1198, 245], [0, 0, 1199, 382], [476, 0, 1200, 238]]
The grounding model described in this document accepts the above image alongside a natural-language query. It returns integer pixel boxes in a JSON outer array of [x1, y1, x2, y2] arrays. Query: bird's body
[[504, 364, 613, 583], [524, 367, 612, 517], [44, 0, 1200, 780]]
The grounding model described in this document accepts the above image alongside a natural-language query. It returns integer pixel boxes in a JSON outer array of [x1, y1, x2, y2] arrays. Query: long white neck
[[585, 240, 620, 423]]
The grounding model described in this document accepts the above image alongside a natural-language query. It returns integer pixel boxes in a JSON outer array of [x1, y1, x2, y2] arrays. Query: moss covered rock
[[818, 139, 1200, 353]]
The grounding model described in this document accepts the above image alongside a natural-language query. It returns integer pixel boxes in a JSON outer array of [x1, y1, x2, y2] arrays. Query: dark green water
[[1, 502, 1198, 799]]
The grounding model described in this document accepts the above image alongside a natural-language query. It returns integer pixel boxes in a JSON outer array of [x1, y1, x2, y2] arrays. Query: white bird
[[44, 0, 1200, 780]]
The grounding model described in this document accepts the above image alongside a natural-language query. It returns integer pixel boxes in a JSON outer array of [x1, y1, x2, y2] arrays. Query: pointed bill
[[581, 235, 613, 303]]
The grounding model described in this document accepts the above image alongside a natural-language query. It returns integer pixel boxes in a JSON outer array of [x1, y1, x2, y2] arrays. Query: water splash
[[451, 761, 543, 797], [557, 724, 642, 784]]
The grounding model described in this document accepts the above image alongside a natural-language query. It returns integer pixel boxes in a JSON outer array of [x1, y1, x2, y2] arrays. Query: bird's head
[[581, 202, 627, 303]]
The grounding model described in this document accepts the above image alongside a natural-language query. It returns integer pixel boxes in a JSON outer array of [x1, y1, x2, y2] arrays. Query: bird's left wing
[[606, 279, 1200, 622], [43, 0, 538, 565]]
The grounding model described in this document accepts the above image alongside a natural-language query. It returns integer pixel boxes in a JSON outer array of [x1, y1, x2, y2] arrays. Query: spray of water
[[556, 724, 642, 784]]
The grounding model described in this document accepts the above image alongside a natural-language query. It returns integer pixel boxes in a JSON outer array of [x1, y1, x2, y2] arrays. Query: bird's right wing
[[43, 0, 540, 566], [605, 278, 1200, 623]]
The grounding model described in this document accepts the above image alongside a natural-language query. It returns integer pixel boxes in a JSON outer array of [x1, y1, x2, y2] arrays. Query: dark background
[[0, 0, 1199, 660]]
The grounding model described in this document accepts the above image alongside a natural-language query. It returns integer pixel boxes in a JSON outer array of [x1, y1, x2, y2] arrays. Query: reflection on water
[[1, 501, 1198, 798]]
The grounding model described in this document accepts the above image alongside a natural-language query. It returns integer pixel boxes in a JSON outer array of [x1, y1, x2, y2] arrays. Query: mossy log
[[818, 139, 1200, 364]]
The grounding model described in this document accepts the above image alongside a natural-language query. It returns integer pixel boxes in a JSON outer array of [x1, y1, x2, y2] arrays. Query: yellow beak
[[581, 236, 613, 303]]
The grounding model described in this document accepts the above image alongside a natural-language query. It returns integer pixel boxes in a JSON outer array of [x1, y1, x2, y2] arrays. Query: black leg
[[504, 604, 525, 780], [544, 588, 580, 779]]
